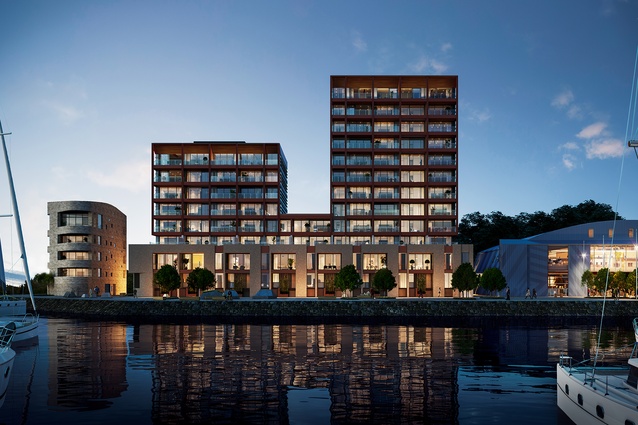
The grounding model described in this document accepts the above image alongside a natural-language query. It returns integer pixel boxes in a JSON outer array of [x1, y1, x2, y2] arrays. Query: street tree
[[371, 267, 397, 296], [154, 264, 181, 296], [334, 264, 363, 297], [451, 262, 478, 298], [480, 267, 507, 296], [186, 267, 216, 295]]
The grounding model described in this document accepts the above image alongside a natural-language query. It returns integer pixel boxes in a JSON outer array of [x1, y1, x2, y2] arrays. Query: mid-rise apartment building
[[130, 75, 469, 299], [48, 201, 127, 296], [330, 75, 457, 245]]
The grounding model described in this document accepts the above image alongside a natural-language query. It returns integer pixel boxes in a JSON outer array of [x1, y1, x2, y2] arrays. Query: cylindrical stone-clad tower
[[47, 201, 127, 297]]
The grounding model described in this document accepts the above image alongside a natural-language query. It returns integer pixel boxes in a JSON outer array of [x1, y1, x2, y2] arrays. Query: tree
[[186, 267, 215, 295], [593, 268, 612, 295], [452, 263, 478, 297], [334, 264, 363, 296], [154, 264, 181, 295], [455, 200, 621, 256], [31, 272, 54, 295], [371, 268, 397, 296], [581, 270, 594, 296], [480, 267, 507, 296]]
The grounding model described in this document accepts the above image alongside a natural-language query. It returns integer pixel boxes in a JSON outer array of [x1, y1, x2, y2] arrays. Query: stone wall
[[32, 297, 638, 324]]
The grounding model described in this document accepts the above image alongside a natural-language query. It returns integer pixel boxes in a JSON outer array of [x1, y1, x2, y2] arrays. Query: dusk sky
[[0, 0, 637, 277]]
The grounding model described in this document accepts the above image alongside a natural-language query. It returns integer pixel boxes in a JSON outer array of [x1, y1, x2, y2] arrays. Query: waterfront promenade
[[30, 295, 638, 324]]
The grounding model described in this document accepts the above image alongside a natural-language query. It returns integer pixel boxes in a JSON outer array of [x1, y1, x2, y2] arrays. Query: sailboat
[[556, 48, 638, 424], [0, 121, 38, 342], [0, 321, 17, 409]]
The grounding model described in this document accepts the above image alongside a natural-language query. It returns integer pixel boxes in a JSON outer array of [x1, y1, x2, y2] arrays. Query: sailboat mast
[[0, 121, 36, 313]]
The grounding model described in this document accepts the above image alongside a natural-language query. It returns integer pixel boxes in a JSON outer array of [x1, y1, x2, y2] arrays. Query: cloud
[[577, 122, 607, 139], [585, 138, 624, 159], [551, 90, 574, 108], [440, 42, 452, 53], [409, 55, 448, 74], [566, 105, 583, 120], [40, 100, 84, 125], [468, 108, 491, 123], [86, 159, 149, 192], [560, 141, 579, 151], [562, 153, 578, 171], [351, 30, 367, 52]]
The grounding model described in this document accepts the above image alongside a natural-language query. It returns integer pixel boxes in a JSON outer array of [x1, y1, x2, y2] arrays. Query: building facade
[[330, 76, 458, 245], [130, 75, 469, 298], [474, 220, 638, 298], [48, 201, 127, 296]]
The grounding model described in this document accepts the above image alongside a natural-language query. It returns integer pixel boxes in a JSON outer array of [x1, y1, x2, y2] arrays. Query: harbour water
[[2, 316, 635, 424]]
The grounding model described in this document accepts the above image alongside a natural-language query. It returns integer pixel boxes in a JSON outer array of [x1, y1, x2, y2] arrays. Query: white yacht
[[557, 318, 638, 424], [0, 322, 17, 409]]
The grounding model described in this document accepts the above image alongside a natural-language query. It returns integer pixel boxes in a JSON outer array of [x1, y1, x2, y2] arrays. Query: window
[[273, 254, 296, 270], [60, 212, 89, 226], [318, 253, 341, 270]]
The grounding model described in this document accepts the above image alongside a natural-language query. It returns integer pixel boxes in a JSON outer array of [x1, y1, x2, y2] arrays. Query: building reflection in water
[[44, 320, 635, 424]]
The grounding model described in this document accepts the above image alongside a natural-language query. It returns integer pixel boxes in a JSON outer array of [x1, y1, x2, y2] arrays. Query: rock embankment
[[32, 297, 638, 324]]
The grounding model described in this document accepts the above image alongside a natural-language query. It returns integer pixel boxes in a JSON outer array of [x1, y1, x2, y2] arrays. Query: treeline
[[454, 200, 621, 255]]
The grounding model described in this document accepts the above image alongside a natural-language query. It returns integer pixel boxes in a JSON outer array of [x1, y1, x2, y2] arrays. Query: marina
[[2, 316, 636, 424]]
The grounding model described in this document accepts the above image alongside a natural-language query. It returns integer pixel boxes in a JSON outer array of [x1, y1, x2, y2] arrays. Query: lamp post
[[634, 230, 637, 299]]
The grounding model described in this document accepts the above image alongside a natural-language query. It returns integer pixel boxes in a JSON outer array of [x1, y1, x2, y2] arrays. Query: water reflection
[[5, 318, 637, 424]]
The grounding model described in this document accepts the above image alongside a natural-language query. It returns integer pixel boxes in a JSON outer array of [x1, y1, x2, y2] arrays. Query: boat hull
[[0, 315, 38, 342], [557, 362, 638, 425], [0, 347, 15, 409]]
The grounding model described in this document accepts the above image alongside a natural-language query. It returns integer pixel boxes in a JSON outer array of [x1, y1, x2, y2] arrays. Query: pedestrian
[[532, 288, 537, 299], [525, 288, 531, 299], [94, 286, 100, 297], [133, 289, 137, 298], [506, 286, 510, 300]]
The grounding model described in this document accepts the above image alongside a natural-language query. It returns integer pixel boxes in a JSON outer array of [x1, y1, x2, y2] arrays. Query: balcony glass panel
[[332, 172, 345, 182], [186, 171, 208, 182], [346, 139, 371, 149], [375, 88, 398, 99], [332, 88, 345, 99], [154, 203, 182, 216], [374, 106, 399, 116], [347, 88, 372, 99], [332, 139, 345, 149], [184, 153, 209, 165], [400, 154, 424, 166], [239, 171, 263, 182], [265, 188, 278, 199], [347, 187, 371, 199], [265, 153, 279, 165], [346, 122, 372, 132], [374, 155, 399, 166], [239, 188, 263, 199], [186, 187, 209, 199], [428, 188, 456, 199], [155, 187, 182, 199], [401, 122, 424, 132], [348, 203, 371, 216], [211, 204, 236, 215], [401, 171, 424, 183], [332, 155, 345, 165], [333, 204, 345, 217], [346, 155, 371, 166], [154, 153, 182, 166], [346, 171, 371, 182], [401, 106, 424, 115], [332, 187, 345, 199], [346, 105, 372, 116], [400, 139, 424, 149], [332, 122, 345, 132], [186, 203, 209, 215], [401, 187, 425, 199], [154, 170, 182, 183], [239, 203, 263, 216], [401, 204, 425, 215], [348, 220, 371, 232], [374, 171, 399, 182], [401, 220, 424, 232], [374, 122, 400, 132], [186, 220, 209, 232], [428, 220, 456, 232], [428, 138, 456, 149], [428, 88, 456, 99], [374, 138, 399, 149], [240, 220, 262, 232], [428, 155, 456, 166], [210, 189, 236, 199], [239, 153, 263, 166], [429, 204, 456, 216], [427, 171, 456, 183], [374, 204, 399, 216], [428, 106, 456, 115], [210, 220, 236, 232], [375, 220, 399, 232], [428, 122, 456, 132], [211, 172, 236, 182], [332, 105, 345, 115], [210, 153, 235, 165], [374, 188, 400, 199]]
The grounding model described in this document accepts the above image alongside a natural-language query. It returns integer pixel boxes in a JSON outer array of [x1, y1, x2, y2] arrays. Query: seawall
[[31, 296, 638, 325]]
